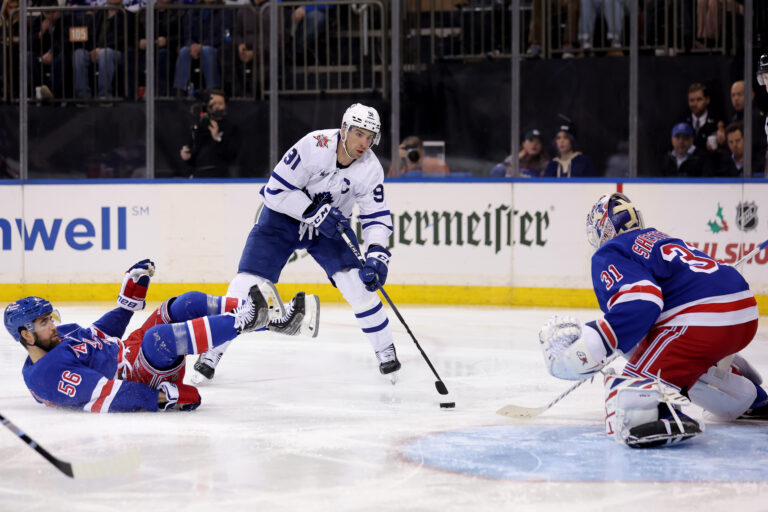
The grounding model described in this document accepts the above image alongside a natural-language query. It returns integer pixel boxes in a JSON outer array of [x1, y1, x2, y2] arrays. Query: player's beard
[[36, 331, 61, 352]]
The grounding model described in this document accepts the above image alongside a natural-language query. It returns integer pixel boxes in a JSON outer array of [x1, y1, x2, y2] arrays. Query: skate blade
[[258, 280, 286, 320], [300, 294, 320, 338], [387, 371, 399, 386], [189, 369, 213, 386]]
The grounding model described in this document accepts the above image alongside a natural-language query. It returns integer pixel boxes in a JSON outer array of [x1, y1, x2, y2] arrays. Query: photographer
[[388, 135, 450, 178], [179, 90, 241, 178]]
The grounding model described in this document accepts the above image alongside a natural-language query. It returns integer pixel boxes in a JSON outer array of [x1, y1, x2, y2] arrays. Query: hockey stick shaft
[[497, 353, 620, 419], [733, 239, 768, 269], [0, 411, 74, 477], [337, 227, 449, 395]]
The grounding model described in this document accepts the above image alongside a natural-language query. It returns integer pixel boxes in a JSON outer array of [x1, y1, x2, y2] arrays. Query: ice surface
[[1, 303, 767, 511]]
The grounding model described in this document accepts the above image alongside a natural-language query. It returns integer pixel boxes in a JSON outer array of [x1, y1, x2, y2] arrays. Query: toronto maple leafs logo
[[313, 134, 331, 148], [312, 192, 334, 206]]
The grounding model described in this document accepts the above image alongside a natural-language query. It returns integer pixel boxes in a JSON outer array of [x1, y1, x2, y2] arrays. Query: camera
[[404, 145, 421, 163], [198, 108, 227, 130]]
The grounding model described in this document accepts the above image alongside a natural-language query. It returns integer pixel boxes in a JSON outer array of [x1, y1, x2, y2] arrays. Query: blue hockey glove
[[117, 259, 155, 311], [359, 245, 391, 291], [302, 202, 350, 239]]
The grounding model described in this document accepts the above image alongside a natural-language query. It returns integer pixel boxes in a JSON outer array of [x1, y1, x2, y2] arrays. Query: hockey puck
[[439, 402, 456, 409]]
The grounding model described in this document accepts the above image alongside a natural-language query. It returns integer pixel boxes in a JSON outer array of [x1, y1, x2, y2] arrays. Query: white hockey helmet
[[586, 193, 644, 250], [341, 103, 381, 145]]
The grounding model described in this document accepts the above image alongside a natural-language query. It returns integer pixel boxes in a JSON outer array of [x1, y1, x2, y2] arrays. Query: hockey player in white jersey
[[539, 193, 766, 448], [193, 103, 399, 384]]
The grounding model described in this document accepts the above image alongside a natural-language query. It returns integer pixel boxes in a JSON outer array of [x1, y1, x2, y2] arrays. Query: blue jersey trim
[[270, 172, 298, 190], [355, 302, 383, 318], [360, 210, 391, 219], [362, 221, 394, 231], [362, 318, 389, 333]]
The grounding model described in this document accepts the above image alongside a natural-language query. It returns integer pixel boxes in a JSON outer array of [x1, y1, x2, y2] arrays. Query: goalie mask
[[4, 296, 60, 343], [341, 103, 381, 146], [586, 193, 644, 250]]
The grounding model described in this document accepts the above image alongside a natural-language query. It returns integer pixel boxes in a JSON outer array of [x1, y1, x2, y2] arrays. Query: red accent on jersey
[[71, 343, 88, 355], [607, 284, 663, 310], [597, 319, 619, 349], [91, 380, 116, 413]]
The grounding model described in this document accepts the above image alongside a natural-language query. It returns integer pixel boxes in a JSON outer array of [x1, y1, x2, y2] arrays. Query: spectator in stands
[[719, 122, 765, 177], [490, 129, 550, 177], [721, 80, 768, 169], [178, 89, 241, 177], [527, 0, 580, 58], [290, 0, 331, 61], [684, 82, 723, 166], [72, 0, 137, 100], [660, 122, 710, 177], [29, 0, 64, 99], [644, 0, 693, 56], [2, 0, 20, 97], [233, 0, 278, 96], [579, 0, 628, 55], [174, 0, 234, 95], [388, 136, 450, 178], [138, 0, 182, 97], [543, 123, 597, 177]]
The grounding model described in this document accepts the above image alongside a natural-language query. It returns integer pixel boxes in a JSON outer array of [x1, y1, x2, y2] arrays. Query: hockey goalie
[[539, 193, 767, 448]]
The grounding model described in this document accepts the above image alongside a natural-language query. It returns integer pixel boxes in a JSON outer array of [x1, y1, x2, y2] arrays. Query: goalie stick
[[337, 226, 450, 396], [1, 411, 140, 478], [496, 354, 620, 419], [496, 239, 767, 420]]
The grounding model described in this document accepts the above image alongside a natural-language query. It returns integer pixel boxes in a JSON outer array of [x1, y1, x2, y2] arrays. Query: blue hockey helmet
[[586, 193, 644, 250], [4, 296, 59, 342]]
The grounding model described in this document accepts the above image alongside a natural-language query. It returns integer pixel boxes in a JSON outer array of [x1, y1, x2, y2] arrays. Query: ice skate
[[267, 292, 320, 337], [191, 350, 222, 384], [232, 283, 270, 334], [376, 344, 401, 385]]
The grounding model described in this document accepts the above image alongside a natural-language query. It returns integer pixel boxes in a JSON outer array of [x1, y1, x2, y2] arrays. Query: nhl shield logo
[[736, 202, 758, 232]]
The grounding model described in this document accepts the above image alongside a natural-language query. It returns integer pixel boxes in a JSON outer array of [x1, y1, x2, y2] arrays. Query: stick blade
[[435, 381, 449, 395], [496, 404, 546, 419], [70, 450, 141, 479]]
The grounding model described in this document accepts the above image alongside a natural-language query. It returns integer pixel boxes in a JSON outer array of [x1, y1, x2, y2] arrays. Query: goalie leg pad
[[604, 373, 701, 447], [731, 353, 763, 386], [688, 364, 758, 420]]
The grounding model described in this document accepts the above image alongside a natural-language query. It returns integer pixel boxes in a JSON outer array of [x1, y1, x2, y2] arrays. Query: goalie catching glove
[[539, 315, 610, 380], [359, 245, 390, 292], [117, 259, 155, 311]]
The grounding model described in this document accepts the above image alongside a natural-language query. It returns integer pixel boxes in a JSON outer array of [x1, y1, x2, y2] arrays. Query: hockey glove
[[359, 245, 391, 292], [117, 259, 155, 311], [539, 315, 607, 380], [158, 381, 201, 411], [302, 202, 350, 239]]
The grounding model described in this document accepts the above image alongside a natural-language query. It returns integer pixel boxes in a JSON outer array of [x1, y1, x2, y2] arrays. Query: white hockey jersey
[[263, 129, 393, 249]]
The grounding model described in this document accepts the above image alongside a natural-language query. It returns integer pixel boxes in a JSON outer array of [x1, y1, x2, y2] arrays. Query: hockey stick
[[337, 227, 449, 395], [496, 353, 620, 419], [733, 239, 768, 269], [1, 411, 140, 478]]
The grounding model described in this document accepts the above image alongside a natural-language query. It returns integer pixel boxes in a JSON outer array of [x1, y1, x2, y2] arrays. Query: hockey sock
[[168, 291, 242, 322], [142, 314, 249, 368], [354, 300, 393, 353]]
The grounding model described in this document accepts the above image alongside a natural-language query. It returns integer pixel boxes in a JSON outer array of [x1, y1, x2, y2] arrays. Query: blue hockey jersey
[[21, 308, 160, 412], [589, 228, 758, 354]]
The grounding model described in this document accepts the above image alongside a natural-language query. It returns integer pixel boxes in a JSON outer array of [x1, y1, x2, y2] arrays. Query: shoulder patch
[[313, 134, 331, 148]]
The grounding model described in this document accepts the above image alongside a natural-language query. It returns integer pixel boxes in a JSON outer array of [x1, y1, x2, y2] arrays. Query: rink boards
[[0, 180, 766, 312]]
